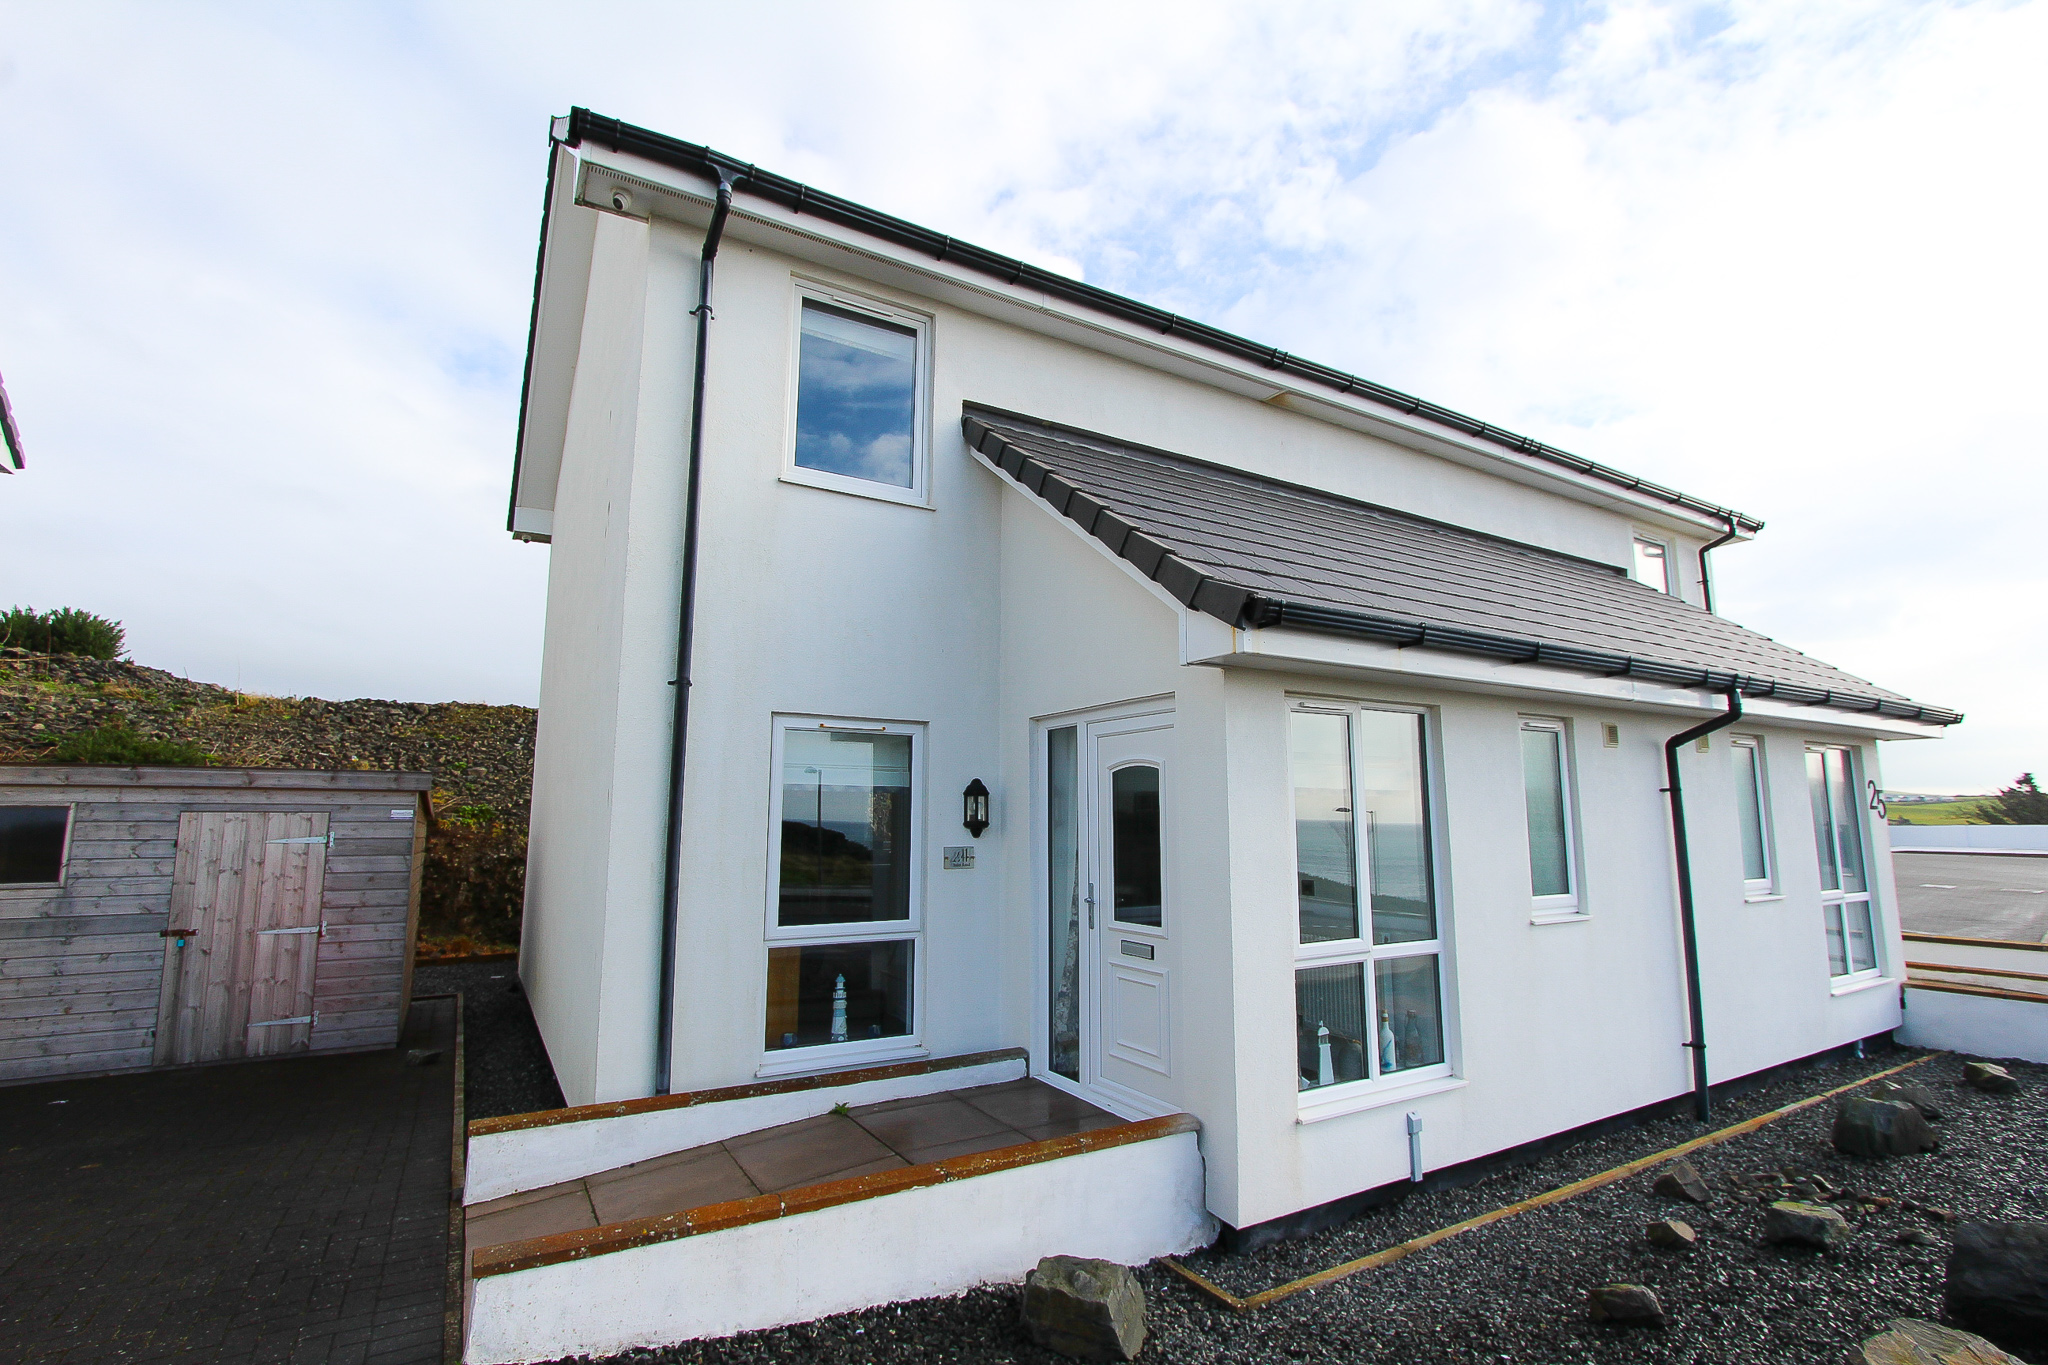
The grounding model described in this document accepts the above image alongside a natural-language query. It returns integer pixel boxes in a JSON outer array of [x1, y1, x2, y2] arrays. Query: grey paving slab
[[0, 998, 455, 1365], [1894, 850, 2048, 943]]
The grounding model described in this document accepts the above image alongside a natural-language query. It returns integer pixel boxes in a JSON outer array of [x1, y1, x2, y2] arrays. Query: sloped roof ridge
[[962, 409, 1958, 726], [558, 109, 1761, 534]]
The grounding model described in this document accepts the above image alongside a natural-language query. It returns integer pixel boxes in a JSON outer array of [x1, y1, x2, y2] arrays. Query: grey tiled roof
[[963, 407, 1958, 726]]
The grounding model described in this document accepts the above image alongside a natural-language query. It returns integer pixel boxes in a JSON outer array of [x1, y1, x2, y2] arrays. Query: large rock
[[1765, 1200, 1851, 1249], [1964, 1062, 2020, 1094], [1587, 1283, 1666, 1327], [1834, 1097, 1939, 1158], [1946, 1223, 2048, 1353], [1850, 1317, 2022, 1363], [1872, 1080, 1947, 1121], [1020, 1256, 1147, 1361], [1652, 1158, 1710, 1203]]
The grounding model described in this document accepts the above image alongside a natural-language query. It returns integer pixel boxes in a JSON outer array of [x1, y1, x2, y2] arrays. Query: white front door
[[1086, 714, 1173, 1105]]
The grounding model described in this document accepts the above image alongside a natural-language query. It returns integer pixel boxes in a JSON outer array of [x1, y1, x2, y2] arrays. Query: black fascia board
[[962, 414, 1962, 728], [560, 108, 1764, 536]]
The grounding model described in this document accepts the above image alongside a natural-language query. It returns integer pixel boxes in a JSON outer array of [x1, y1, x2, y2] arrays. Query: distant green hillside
[[1887, 799, 1988, 826]]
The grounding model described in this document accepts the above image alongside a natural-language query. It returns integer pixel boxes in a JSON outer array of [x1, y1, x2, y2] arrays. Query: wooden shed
[[0, 766, 431, 1084]]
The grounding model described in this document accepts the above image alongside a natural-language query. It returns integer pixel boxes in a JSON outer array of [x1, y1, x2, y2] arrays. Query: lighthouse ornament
[[830, 974, 849, 1044], [1316, 1022, 1335, 1088]]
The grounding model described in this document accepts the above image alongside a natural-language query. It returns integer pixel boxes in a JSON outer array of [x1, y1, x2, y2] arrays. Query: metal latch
[[267, 833, 333, 848], [249, 1011, 317, 1028]]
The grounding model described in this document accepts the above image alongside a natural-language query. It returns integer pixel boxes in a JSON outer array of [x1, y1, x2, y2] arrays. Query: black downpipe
[[1663, 687, 1743, 1121], [1696, 515, 1741, 614], [655, 173, 737, 1096]]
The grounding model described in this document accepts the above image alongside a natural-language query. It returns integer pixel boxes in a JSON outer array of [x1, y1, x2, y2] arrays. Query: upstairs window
[[788, 288, 929, 507], [0, 806, 70, 886], [1631, 537, 1673, 593]]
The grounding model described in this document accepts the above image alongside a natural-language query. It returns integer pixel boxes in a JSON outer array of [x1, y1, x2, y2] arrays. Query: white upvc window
[[0, 804, 73, 888], [1806, 744, 1882, 982], [1731, 734, 1777, 899], [783, 280, 932, 508], [761, 716, 925, 1075], [1519, 717, 1582, 921], [1288, 702, 1452, 1106], [1631, 536, 1674, 593]]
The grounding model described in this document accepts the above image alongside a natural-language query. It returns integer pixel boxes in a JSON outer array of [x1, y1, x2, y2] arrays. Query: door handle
[[1085, 883, 1097, 929]]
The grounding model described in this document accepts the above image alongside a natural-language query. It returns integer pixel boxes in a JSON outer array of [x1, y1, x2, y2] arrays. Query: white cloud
[[0, 0, 2037, 787]]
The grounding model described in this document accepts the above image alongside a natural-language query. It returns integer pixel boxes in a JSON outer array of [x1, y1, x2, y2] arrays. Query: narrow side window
[[1732, 735, 1774, 895], [1520, 718, 1579, 916]]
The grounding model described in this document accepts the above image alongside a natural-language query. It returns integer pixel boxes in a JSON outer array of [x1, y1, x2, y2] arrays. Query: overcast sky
[[1, 1, 2040, 793]]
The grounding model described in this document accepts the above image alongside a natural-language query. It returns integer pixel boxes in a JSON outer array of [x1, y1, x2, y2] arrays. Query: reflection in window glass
[[795, 300, 917, 488], [1359, 710, 1435, 945], [1844, 901, 1876, 974], [1291, 712, 1359, 944], [764, 939, 913, 1049], [1823, 904, 1848, 976], [1521, 725, 1572, 898], [0, 807, 69, 884], [778, 730, 912, 926], [1374, 955, 1445, 1074], [1296, 963, 1367, 1091], [1734, 741, 1769, 883], [1111, 765, 1162, 927], [1046, 727, 1080, 1081], [1827, 749, 1867, 894], [1632, 537, 1671, 592], [1807, 750, 1840, 891]]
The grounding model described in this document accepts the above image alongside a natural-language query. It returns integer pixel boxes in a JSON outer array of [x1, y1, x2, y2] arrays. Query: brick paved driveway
[[0, 996, 456, 1365]]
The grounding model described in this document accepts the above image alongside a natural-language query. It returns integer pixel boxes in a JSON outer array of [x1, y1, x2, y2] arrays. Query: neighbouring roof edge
[[0, 368, 23, 472], [556, 108, 1764, 536], [963, 413, 1960, 728]]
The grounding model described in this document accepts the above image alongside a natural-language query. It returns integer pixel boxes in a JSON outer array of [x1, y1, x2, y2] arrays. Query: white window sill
[[1297, 1072, 1465, 1124], [755, 1041, 929, 1079], [779, 470, 933, 510], [1829, 975, 1894, 998], [1743, 892, 1786, 904], [1530, 908, 1590, 926]]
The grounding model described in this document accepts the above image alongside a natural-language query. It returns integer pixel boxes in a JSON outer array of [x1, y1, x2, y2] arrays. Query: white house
[[500, 109, 1958, 1267]]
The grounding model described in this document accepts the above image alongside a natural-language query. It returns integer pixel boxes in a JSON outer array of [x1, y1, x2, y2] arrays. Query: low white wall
[[466, 1056, 1027, 1203], [1899, 986, 2048, 1063], [1903, 937, 2048, 972], [466, 1129, 1214, 1363], [1890, 826, 2048, 852]]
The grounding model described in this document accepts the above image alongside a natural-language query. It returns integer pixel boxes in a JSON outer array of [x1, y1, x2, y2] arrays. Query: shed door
[[155, 812, 329, 1065]]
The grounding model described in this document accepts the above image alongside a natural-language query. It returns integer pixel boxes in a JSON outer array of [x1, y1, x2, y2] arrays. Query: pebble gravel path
[[559, 1045, 2045, 1364]]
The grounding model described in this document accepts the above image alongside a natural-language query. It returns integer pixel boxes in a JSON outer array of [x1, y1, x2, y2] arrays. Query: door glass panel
[[1360, 710, 1435, 944], [794, 300, 917, 488], [1295, 963, 1367, 1091], [1827, 749, 1867, 894], [778, 730, 912, 926], [0, 806, 68, 884], [1845, 901, 1877, 974], [1110, 765, 1162, 927], [764, 939, 913, 1049], [1735, 744, 1768, 882], [1807, 750, 1840, 892], [1823, 902, 1848, 976], [1291, 712, 1359, 944], [1374, 955, 1445, 1074], [1046, 726, 1081, 1081], [1521, 727, 1571, 897]]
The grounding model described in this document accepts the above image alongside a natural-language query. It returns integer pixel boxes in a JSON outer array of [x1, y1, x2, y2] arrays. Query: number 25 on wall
[[1866, 780, 1886, 817]]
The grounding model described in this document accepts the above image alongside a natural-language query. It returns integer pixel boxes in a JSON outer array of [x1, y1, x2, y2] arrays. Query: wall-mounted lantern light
[[962, 779, 990, 838]]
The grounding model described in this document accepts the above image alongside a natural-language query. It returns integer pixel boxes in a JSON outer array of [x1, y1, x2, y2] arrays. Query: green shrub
[[0, 607, 126, 660], [445, 803, 499, 827], [46, 724, 216, 766]]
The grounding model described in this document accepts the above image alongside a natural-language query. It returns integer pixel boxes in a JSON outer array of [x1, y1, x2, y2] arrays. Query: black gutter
[[506, 127, 564, 533], [559, 108, 1761, 537], [1696, 515, 1741, 615], [655, 170, 738, 1095], [963, 414, 1964, 727], [1663, 689, 1744, 1121]]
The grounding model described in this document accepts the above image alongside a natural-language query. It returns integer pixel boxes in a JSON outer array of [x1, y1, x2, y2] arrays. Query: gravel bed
[[561, 1045, 2045, 1364], [414, 962, 564, 1120]]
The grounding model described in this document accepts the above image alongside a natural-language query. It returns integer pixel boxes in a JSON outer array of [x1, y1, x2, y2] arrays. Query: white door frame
[[1032, 698, 1178, 1121]]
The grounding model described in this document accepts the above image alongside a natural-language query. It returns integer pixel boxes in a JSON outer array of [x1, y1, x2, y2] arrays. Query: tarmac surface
[[1893, 850, 2048, 943], [0, 997, 457, 1365]]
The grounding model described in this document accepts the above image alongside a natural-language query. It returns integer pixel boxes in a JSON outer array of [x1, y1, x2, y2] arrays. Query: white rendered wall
[[465, 1130, 1214, 1364], [1899, 986, 2048, 1062]]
